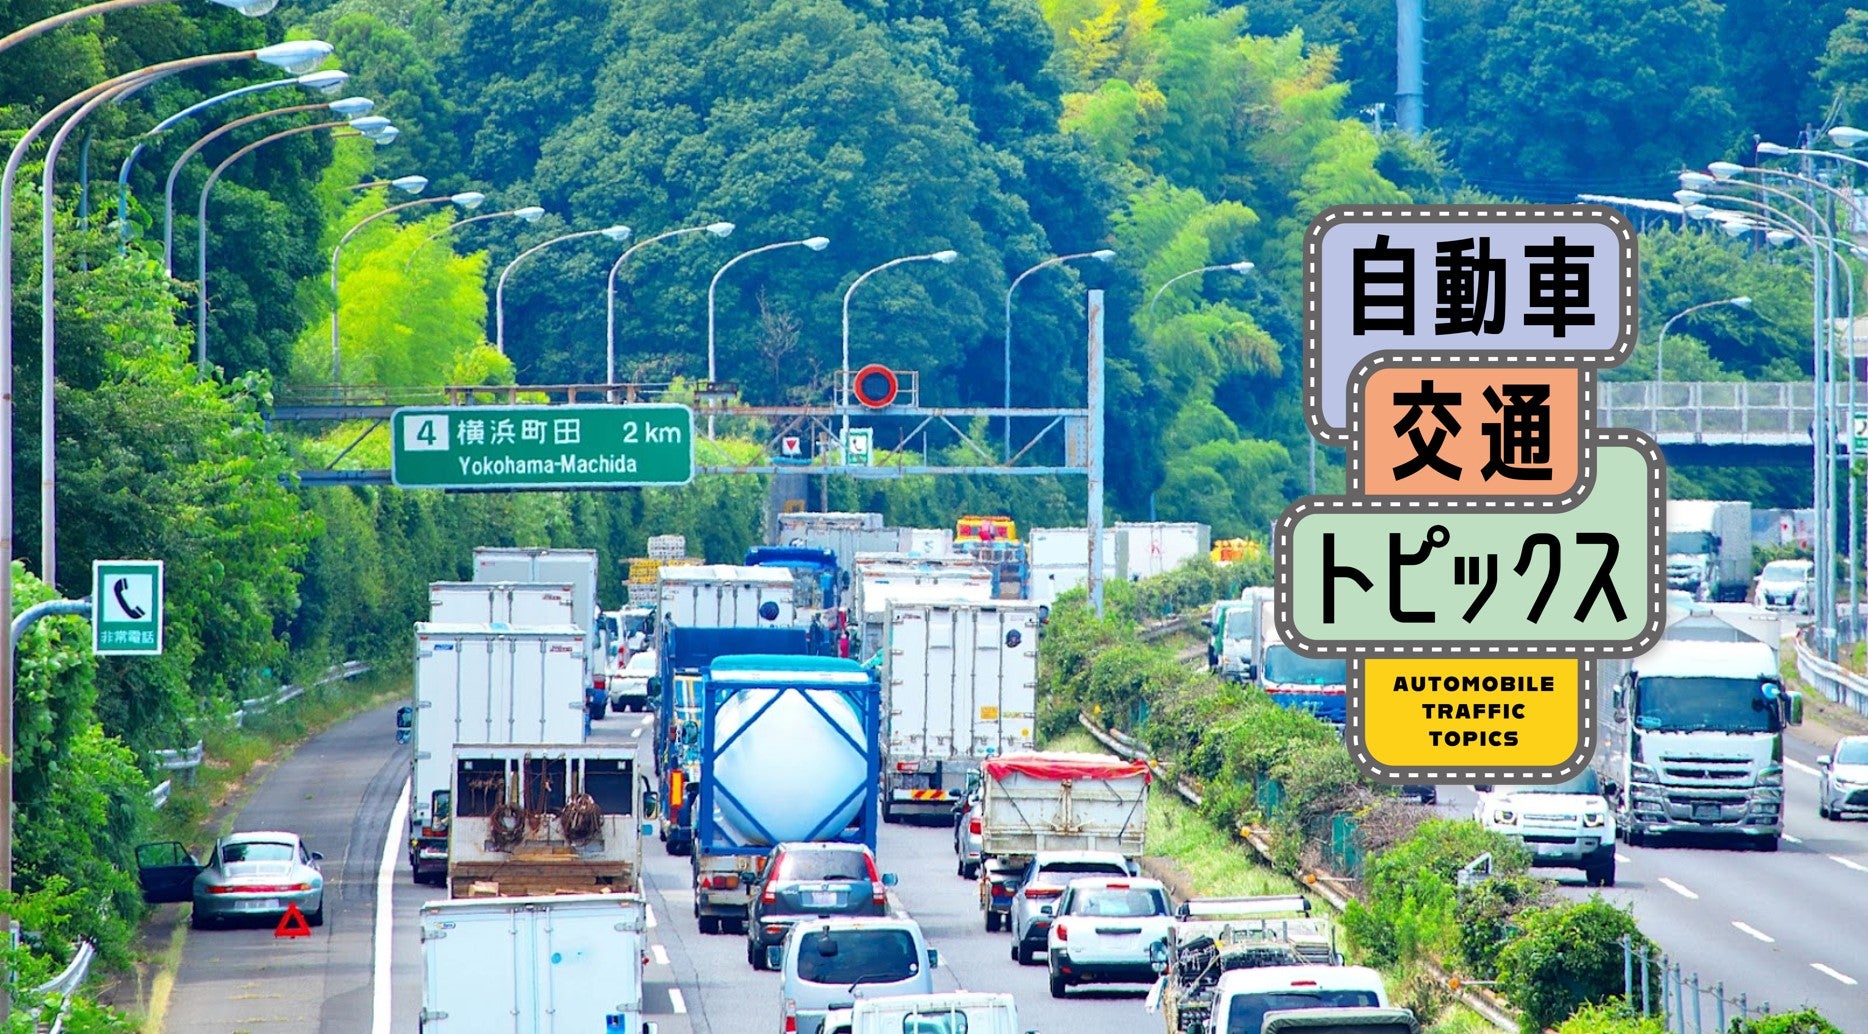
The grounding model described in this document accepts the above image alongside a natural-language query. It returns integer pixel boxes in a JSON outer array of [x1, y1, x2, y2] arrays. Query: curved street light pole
[[0, 0, 275, 55], [200, 120, 388, 376], [1147, 261, 1254, 325], [403, 206, 545, 271], [607, 221, 734, 391], [116, 70, 348, 253], [163, 97, 374, 275], [840, 250, 957, 441], [706, 236, 829, 438], [1652, 296, 1752, 432], [495, 225, 632, 354], [1004, 249, 1114, 460], [331, 192, 486, 383]]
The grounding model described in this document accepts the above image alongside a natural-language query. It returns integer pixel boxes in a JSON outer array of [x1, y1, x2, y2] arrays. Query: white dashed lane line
[[1658, 877, 1699, 900], [651, 943, 669, 966], [669, 988, 689, 1014], [646, 904, 657, 929], [1731, 921, 1774, 943], [1811, 963, 1859, 986], [1828, 854, 1868, 873]]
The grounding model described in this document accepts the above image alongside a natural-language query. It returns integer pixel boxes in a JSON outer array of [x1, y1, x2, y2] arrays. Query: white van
[[1205, 965, 1389, 1034], [774, 917, 939, 1034]]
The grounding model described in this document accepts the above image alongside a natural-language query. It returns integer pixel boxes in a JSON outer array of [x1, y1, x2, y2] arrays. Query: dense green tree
[[1496, 899, 1657, 1034]]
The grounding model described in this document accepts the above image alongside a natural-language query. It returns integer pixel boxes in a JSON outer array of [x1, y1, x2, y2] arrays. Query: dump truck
[[446, 741, 654, 899], [400, 623, 589, 885], [974, 751, 1150, 931], [880, 600, 1040, 823]]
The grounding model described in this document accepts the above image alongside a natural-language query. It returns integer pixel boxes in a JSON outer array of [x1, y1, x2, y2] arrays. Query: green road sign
[[93, 559, 163, 656], [391, 404, 695, 490], [1854, 415, 1868, 454]]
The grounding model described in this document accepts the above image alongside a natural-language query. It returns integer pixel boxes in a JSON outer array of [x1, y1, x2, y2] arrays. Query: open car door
[[135, 841, 201, 904]]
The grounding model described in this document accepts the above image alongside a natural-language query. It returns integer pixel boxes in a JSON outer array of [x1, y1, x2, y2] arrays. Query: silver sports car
[[137, 830, 325, 928]]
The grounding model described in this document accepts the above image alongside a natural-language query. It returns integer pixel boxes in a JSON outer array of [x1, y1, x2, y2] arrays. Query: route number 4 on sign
[[92, 559, 163, 656]]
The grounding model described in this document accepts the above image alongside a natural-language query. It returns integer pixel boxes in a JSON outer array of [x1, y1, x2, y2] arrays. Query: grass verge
[[1041, 726, 1497, 1032]]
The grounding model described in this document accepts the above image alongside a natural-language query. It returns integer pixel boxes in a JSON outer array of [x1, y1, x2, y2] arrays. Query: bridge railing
[[1599, 380, 1818, 443]]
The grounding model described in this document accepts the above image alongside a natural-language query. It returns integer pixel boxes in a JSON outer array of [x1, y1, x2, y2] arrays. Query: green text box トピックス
[[391, 405, 695, 489]]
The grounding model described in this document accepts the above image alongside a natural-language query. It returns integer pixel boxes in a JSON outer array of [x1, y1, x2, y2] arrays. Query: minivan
[[773, 917, 939, 1034]]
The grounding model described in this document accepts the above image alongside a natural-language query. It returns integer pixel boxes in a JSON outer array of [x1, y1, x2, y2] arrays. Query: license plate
[[1534, 843, 1562, 855], [805, 891, 841, 908], [1693, 804, 1720, 820], [241, 898, 281, 911]]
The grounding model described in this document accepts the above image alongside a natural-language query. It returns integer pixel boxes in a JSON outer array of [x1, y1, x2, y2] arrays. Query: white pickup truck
[[1473, 768, 1617, 887], [822, 992, 1032, 1034]]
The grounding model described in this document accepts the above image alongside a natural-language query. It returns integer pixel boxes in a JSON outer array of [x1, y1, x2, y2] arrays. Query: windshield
[[1836, 740, 1868, 765], [1064, 886, 1169, 917], [1760, 562, 1810, 582], [795, 930, 919, 986], [1666, 531, 1715, 555], [900, 1012, 968, 1034], [220, 841, 295, 864], [1226, 991, 1383, 1034], [1634, 676, 1779, 733], [1263, 646, 1347, 687], [775, 849, 874, 882]]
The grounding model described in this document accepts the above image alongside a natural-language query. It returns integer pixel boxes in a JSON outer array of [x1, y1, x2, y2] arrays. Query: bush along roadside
[[1040, 565, 1839, 1033]]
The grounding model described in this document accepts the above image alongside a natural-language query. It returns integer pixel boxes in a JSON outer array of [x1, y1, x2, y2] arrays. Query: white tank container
[[706, 666, 875, 846]]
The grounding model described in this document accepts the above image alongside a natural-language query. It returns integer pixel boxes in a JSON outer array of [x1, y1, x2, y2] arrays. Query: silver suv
[[773, 917, 939, 1034], [1008, 850, 1133, 965]]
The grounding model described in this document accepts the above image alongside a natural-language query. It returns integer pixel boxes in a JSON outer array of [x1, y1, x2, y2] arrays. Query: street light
[[1004, 249, 1115, 459], [1653, 295, 1752, 429], [162, 94, 377, 274], [0, 0, 276, 55], [199, 118, 395, 375], [706, 235, 829, 437], [330, 191, 486, 382], [0, 36, 332, 1020], [495, 224, 632, 354], [403, 205, 545, 270], [1831, 126, 1868, 148], [347, 174, 428, 193], [1147, 260, 1254, 324], [116, 69, 349, 252], [840, 249, 958, 440], [606, 221, 734, 389]]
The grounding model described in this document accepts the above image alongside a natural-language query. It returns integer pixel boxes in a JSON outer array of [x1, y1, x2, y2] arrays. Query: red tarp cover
[[982, 751, 1151, 783]]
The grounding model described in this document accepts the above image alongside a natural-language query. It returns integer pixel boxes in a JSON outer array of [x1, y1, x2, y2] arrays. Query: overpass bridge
[[1597, 380, 1834, 465]]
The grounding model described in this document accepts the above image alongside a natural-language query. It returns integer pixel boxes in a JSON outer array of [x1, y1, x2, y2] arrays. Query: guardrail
[[30, 939, 94, 1034], [1077, 713, 1519, 1031], [1792, 629, 1868, 717]]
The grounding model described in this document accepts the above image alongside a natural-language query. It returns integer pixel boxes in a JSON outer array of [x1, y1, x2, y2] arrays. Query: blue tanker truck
[[689, 655, 882, 935]]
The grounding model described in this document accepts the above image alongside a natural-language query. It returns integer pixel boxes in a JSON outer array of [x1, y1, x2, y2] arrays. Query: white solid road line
[[1658, 877, 1699, 900], [1731, 921, 1775, 943], [1828, 854, 1868, 873], [651, 943, 669, 967], [669, 988, 689, 1014], [1811, 963, 1859, 986], [372, 779, 412, 1034], [1786, 759, 1821, 776]]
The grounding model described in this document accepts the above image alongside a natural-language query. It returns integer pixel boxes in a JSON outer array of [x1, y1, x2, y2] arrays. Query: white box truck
[[402, 623, 589, 885], [419, 892, 655, 1034], [853, 564, 995, 657], [472, 547, 608, 718], [657, 564, 800, 629], [1115, 522, 1211, 580], [1664, 500, 1752, 603], [880, 600, 1040, 823], [427, 581, 575, 626]]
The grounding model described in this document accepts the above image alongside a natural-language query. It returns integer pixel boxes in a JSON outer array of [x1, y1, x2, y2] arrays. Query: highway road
[[154, 605, 1868, 1033]]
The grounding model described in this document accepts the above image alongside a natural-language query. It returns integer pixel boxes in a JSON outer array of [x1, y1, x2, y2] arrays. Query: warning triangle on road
[[274, 903, 312, 938]]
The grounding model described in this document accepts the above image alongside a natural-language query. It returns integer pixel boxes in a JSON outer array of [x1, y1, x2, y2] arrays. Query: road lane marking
[[1811, 963, 1858, 986], [1615, 853, 1631, 863], [646, 903, 657, 928], [1658, 877, 1699, 900], [1786, 759, 1820, 776], [372, 779, 412, 1034], [651, 943, 669, 966], [1731, 921, 1774, 943], [631, 727, 643, 737], [669, 988, 688, 1013], [1783, 834, 1802, 844], [1829, 854, 1868, 873]]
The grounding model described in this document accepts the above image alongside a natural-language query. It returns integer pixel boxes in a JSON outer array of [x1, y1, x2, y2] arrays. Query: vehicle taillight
[[1289, 980, 1319, 987], [872, 881, 888, 905], [895, 762, 917, 772], [783, 999, 798, 1033], [1023, 885, 1061, 899], [209, 883, 310, 894], [1054, 922, 1068, 942], [762, 884, 777, 904], [593, 674, 607, 690], [1105, 881, 1130, 889], [968, 816, 981, 835]]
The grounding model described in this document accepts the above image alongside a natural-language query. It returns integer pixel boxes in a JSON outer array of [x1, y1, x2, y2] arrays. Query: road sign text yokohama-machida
[[390, 404, 695, 490]]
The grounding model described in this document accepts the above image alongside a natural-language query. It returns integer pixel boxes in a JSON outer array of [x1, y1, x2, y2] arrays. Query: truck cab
[[1605, 635, 1801, 849]]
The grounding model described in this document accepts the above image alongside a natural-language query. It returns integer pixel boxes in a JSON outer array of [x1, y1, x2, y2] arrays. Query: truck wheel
[[724, 917, 747, 935], [589, 698, 607, 720], [985, 910, 1001, 933], [1622, 824, 1644, 848], [699, 916, 721, 935]]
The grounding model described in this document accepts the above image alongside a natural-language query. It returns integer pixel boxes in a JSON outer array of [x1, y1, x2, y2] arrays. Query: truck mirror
[[1472, 784, 1493, 794], [396, 705, 413, 729], [1601, 779, 1620, 799], [642, 791, 660, 818], [882, 872, 899, 887], [1818, 754, 1832, 768], [1786, 690, 1805, 726], [926, 948, 940, 968], [766, 945, 784, 970]]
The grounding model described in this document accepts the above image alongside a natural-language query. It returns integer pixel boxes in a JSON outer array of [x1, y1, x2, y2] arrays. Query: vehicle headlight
[[1492, 809, 1516, 825], [1629, 763, 1660, 784], [1582, 812, 1606, 828], [1758, 765, 1783, 787]]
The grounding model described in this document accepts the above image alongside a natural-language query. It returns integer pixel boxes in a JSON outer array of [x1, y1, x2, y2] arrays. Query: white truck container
[[853, 564, 996, 655], [880, 600, 1040, 823], [1664, 500, 1752, 603], [778, 512, 913, 574], [472, 547, 606, 718], [427, 581, 575, 626], [657, 564, 800, 629], [419, 893, 655, 1034], [405, 623, 590, 884], [1028, 528, 1123, 605], [1116, 522, 1212, 580]]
